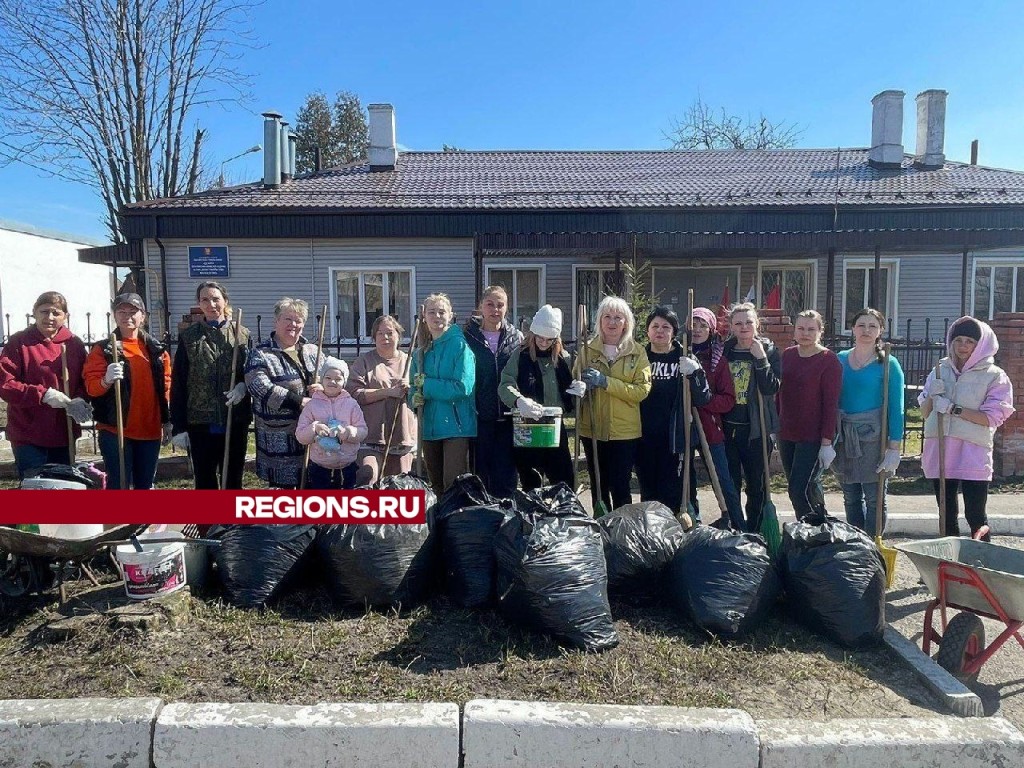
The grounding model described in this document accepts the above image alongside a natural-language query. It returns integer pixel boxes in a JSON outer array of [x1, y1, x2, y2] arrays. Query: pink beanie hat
[[691, 307, 718, 330]]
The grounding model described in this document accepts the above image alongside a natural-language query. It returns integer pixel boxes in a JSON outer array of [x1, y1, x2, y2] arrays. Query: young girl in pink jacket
[[296, 360, 368, 489]]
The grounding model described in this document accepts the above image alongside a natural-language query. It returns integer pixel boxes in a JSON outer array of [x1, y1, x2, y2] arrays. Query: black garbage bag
[[667, 526, 781, 640], [21, 463, 95, 488], [317, 522, 434, 609], [373, 473, 438, 527], [494, 494, 617, 652], [210, 525, 317, 608], [599, 501, 685, 600], [780, 515, 886, 648], [511, 482, 587, 519], [434, 480, 513, 607]]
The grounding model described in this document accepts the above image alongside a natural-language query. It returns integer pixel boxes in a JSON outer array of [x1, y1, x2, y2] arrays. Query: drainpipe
[[154, 215, 171, 342], [473, 234, 482, 305]]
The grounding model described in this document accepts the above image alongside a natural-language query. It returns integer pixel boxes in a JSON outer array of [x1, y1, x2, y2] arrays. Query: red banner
[[1, 490, 427, 525]]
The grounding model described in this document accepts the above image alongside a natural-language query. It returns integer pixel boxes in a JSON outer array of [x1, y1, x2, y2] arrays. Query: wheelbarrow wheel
[[935, 611, 985, 684]]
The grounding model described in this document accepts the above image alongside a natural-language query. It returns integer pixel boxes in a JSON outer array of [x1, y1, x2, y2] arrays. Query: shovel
[[874, 342, 897, 588], [755, 390, 781, 556], [677, 288, 694, 529], [109, 333, 128, 488], [220, 309, 244, 490], [578, 305, 608, 517], [298, 305, 328, 490], [60, 343, 76, 464], [935, 360, 947, 537]]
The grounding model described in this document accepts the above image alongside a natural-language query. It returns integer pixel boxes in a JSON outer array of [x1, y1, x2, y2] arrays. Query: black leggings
[[514, 429, 574, 491], [635, 432, 683, 515], [933, 479, 989, 537], [582, 437, 637, 511], [779, 439, 827, 520], [723, 422, 769, 533]]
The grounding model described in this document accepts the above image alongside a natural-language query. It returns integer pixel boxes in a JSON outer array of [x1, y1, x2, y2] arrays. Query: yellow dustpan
[[875, 533, 897, 589]]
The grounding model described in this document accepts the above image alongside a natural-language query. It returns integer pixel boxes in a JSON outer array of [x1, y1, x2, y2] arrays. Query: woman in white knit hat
[[498, 304, 577, 490]]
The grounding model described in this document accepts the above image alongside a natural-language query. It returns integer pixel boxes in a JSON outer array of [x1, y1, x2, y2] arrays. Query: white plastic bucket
[[20, 478, 87, 490], [115, 533, 187, 600], [37, 523, 105, 540]]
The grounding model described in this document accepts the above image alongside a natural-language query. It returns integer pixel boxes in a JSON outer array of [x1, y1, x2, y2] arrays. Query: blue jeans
[[688, 441, 744, 530], [841, 480, 887, 536], [12, 444, 71, 480], [98, 431, 161, 489]]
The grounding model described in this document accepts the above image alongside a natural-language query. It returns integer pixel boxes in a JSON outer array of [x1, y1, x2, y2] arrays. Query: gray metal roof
[[122, 149, 1024, 213]]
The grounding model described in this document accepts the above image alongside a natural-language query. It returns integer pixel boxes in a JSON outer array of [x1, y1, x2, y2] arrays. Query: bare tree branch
[[666, 96, 803, 150], [0, 0, 256, 240]]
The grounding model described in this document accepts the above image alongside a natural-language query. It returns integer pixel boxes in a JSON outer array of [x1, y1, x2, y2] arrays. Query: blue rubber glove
[[581, 368, 608, 389]]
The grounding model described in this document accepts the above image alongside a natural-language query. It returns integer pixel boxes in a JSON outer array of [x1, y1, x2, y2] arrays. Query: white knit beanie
[[530, 305, 562, 338], [321, 357, 348, 385]]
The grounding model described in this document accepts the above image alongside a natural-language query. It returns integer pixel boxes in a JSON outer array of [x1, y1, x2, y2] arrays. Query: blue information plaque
[[188, 245, 230, 278]]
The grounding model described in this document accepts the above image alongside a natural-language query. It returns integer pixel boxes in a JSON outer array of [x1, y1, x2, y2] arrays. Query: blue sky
[[1, 0, 1022, 242]]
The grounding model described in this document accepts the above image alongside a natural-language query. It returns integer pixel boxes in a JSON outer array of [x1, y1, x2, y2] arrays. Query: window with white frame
[[758, 261, 815, 322], [842, 259, 898, 330], [973, 260, 1024, 320], [573, 265, 617, 339], [485, 265, 544, 330], [332, 268, 413, 341]]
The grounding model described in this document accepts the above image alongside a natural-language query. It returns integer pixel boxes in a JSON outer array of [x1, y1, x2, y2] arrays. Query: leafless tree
[[666, 96, 802, 150], [0, 0, 255, 241]]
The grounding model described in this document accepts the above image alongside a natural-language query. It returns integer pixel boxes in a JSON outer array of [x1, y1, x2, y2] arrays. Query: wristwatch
[[951, 404, 964, 416]]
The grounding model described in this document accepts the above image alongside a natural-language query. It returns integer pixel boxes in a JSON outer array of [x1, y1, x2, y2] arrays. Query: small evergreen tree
[[294, 90, 369, 174]]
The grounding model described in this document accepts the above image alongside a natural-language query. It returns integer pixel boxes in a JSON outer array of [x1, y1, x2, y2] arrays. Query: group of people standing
[[0, 283, 1014, 542]]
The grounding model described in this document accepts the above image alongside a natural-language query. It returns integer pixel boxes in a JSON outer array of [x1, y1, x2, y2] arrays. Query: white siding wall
[[0, 227, 112, 342], [144, 238, 475, 342]]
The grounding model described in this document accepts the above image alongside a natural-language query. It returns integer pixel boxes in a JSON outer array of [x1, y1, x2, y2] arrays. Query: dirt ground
[[0, 532, 957, 723]]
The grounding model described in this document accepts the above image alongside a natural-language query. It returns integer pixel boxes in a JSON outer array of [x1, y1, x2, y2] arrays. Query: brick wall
[[756, 308, 794, 350], [991, 312, 1024, 478]]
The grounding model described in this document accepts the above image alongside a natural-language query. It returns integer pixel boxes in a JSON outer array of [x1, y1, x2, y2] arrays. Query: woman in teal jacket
[[409, 293, 476, 494]]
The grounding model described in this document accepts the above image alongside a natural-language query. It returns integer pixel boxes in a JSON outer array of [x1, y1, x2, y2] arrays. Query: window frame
[[756, 259, 817, 319], [840, 257, 901, 333], [971, 257, 1024, 320], [483, 261, 546, 331], [329, 266, 417, 344], [571, 264, 619, 340]]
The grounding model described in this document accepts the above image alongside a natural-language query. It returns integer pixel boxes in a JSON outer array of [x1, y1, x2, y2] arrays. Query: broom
[[755, 389, 781, 556], [875, 342, 898, 588]]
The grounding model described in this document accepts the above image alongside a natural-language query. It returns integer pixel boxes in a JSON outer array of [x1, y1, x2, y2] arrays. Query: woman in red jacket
[[0, 291, 92, 478], [688, 307, 744, 530]]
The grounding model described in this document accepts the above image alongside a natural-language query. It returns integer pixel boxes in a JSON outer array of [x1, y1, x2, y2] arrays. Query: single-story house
[[96, 90, 1024, 355], [1, 219, 113, 344]]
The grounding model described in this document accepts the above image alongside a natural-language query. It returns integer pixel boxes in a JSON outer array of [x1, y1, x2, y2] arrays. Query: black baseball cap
[[112, 293, 145, 312]]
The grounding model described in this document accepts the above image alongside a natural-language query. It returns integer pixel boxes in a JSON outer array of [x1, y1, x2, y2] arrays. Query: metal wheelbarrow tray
[[0, 524, 147, 600], [896, 537, 1024, 683]]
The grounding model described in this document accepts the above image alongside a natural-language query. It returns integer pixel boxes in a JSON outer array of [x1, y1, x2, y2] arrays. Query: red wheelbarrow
[[897, 537, 1024, 684]]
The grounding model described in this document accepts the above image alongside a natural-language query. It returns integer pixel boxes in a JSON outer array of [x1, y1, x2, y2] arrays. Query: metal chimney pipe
[[280, 120, 291, 182], [262, 110, 282, 188], [970, 139, 979, 165], [314, 146, 322, 173], [288, 131, 298, 176]]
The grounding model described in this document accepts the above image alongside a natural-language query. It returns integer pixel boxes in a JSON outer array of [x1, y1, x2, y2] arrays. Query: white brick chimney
[[868, 90, 904, 168], [368, 103, 398, 170], [915, 89, 947, 168]]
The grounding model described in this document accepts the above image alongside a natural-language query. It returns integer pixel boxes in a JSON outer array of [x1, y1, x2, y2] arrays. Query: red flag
[[766, 282, 782, 310], [716, 280, 731, 335]]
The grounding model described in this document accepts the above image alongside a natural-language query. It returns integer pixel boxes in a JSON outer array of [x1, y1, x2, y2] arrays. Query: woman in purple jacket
[[920, 316, 1015, 540]]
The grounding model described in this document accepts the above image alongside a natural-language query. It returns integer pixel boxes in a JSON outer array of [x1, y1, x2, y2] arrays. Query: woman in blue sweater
[[409, 293, 477, 495], [833, 308, 905, 536]]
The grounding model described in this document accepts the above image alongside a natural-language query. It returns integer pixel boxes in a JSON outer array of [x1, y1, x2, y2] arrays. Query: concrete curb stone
[[462, 699, 759, 768], [757, 715, 1024, 767], [0, 696, 161, 768], [882, 623, 984, 717], [152, 701, 460, 768]]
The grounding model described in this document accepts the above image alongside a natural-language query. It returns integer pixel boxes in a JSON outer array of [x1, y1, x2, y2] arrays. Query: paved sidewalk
[[580, 489, 1024, 536]]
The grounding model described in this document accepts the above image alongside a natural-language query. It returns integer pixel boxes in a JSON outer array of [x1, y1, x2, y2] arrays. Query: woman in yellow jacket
[[573, 295, 652, 512]]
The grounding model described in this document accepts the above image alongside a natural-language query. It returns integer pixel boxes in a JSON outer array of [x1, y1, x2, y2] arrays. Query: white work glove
[[170, 432, 190, 451], [877, 448, 901, 476], [102, 362, 124, 386], [931, 395, 953, 414], [224, 382, 247, 407], [818, 444, 836, 470], [339, 425, 360, 442], [927, 378, 945, 396], [566, 380, 587, 398], [678, 356, 700, 377], [42, 388, 72, 409], [66, 398, 93, 424], [312, 421, 331, 437], [516, 396, 545, 420]]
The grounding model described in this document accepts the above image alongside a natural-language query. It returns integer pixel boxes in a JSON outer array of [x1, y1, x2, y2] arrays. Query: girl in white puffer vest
[[296, 360, 368, 489], [919, 316, 1015, 539]]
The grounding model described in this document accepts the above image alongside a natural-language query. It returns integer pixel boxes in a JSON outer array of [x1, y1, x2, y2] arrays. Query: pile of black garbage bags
[[209, 475, 886, 653]]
